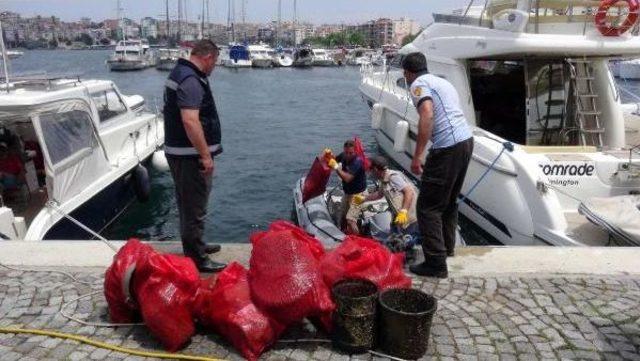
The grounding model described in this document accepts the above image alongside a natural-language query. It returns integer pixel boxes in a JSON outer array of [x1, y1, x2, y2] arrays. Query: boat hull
[[108, 60, 148, 71], [43, 158, 152, 240], [252, 59, 273, 68]]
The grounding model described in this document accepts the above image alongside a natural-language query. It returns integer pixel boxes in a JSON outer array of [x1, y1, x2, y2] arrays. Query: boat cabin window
[[39, 108, 97, 167], [92, 89, 127, 122], [470, 60, 527, 144]]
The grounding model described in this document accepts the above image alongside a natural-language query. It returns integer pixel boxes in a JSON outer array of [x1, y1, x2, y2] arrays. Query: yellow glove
[[323, 148, 333, 161], [394, 209, 409, 226], [328, 158, 340, 170], [353, 194, 366, 205]]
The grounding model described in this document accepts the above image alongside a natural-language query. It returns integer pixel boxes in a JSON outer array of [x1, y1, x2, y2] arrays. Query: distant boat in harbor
[[311, 48, 337, 67], [107, 39, 156, 72], [224, 44, 252, 68], [156, 48, 190, 71], [271, 49, 293, 67], [0, 50, 24, 59], [293, 48, 313, 67], [248, 44, 274, 68]]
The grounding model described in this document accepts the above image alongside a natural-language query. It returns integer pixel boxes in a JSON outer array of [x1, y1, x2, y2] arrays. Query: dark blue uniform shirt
[[336, 153, 366, 195]]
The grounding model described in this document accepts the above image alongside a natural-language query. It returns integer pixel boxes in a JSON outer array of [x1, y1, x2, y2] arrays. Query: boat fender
[[372, 103, 384, 130], [133, 164, 151, 203], [393, 121, 409, 153], [492, 9, 529, 33], [596, 0, 639, 37], [151, 150, 170, 172]]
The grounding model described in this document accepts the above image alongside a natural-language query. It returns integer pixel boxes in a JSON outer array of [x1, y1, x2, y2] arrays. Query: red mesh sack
[[265, 220, 326, 261], [353, 137, 371, 171], [194, 263, 285, 361], [301, 156, 332, 203], [103, 239, 155, 323], [132, 253, 200, 352], [249, 221, 334, 326], [320, 236, 412, 291]]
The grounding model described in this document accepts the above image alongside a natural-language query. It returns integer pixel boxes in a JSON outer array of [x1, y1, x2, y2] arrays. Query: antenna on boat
[[0, 18, 11, 92], [165, 0, 171, 44]]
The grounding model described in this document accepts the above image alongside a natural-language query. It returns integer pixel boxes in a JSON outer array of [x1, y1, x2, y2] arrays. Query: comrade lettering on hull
[[539, 163, 596, 177]]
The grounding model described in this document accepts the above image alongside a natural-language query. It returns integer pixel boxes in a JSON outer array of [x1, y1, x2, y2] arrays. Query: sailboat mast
[[277, 0, 282, 45], [177, 0, 182, 42], [293, 0, 298, 46], [0, 19, 10, 92], [166, 0, 171, 42], [200, 0, 205, 39]]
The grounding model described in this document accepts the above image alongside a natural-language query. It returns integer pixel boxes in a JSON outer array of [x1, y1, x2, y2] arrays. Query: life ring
[[596, 0, 639, 37]]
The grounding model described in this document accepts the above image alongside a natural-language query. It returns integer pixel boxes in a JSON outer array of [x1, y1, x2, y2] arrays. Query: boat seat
[[521, 145, 597, 154]]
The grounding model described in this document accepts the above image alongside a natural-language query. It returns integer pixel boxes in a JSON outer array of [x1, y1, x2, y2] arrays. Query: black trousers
[[167, 156, 213, 264], [417, 138, 474, 258]]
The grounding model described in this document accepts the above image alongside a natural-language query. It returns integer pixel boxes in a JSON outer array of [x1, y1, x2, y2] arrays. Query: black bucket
[[331, 278, 379, 354], [378, 288, 438, 360]]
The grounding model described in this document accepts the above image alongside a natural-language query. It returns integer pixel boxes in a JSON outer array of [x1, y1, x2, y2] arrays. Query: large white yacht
[[107, 39, 156, 71], [360, 0, 640, 247], [0, 73, 164, 240]]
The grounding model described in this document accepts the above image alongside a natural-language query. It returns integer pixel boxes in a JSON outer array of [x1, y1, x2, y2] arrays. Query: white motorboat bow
[[0, 73, 164, 240], [360, 0, 640, 247]]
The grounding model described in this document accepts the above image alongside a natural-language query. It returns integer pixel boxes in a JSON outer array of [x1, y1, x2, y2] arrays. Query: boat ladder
[[567, 59, 605, 147]]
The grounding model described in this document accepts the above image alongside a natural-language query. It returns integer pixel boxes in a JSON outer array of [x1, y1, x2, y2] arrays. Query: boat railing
[[434, 0, 640, 35]]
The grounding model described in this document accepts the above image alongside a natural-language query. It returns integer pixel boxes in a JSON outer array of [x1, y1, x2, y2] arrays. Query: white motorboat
[[248, 44, 274, 68], [311, 49, 336, 67], [347, 49, 373, 66], [0, 73, 164, 240], [360, 0, 640, 247], [0, 50, 24, 59], [270, 50, 293, 67], [293, 48, 314, 67], [107, 39, 156, 71], [156, 48, 191, 71], [224, 44, 252, 68]]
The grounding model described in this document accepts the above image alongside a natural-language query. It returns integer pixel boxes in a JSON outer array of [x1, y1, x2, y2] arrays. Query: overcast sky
[[2, 0, 473, 25]]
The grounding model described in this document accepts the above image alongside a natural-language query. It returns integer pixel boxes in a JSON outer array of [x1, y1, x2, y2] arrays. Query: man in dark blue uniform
[[328, 140, 367, 234], [163, 40, 225, 273]]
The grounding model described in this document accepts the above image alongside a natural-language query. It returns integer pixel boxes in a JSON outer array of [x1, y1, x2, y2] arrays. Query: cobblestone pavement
[[0, 268, 639, 361]]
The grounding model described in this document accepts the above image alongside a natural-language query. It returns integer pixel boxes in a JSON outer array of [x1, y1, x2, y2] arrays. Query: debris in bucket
[[378, 288, 438, 360], [331, 279, 378, 354]]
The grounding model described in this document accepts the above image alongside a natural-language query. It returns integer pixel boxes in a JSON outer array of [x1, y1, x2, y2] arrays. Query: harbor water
[[12, 49, 375, 243], [11, 50, 640, 244]]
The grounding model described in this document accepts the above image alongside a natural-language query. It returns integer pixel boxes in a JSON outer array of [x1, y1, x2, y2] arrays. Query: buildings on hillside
[[0, 10, 421, 49]]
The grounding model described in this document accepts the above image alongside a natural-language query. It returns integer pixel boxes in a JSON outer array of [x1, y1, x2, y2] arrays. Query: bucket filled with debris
[[331, 278, 379, 353], [378, 288, 438, 359]]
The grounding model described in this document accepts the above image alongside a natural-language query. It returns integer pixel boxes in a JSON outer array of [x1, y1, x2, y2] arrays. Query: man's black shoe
[[409, 261, 448, 279], [197, 259, 226, 273], [204, 244, 222, 254]]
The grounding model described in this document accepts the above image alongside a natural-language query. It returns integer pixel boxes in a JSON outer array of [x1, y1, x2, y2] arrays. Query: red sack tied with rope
[[103, 238, 155, 323], [249, 221, 334, 327], [301, 154, 333, 203], [320, 235, 412, 291], [194, 262, 285, 361], [131, 252, 200, 352]]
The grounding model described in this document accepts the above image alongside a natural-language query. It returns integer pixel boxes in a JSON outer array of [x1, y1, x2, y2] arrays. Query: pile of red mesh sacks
[[104, 222, 411, 360]]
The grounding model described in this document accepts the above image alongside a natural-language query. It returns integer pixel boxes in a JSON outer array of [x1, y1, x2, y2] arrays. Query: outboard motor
[[366, 210, 393, 242]]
